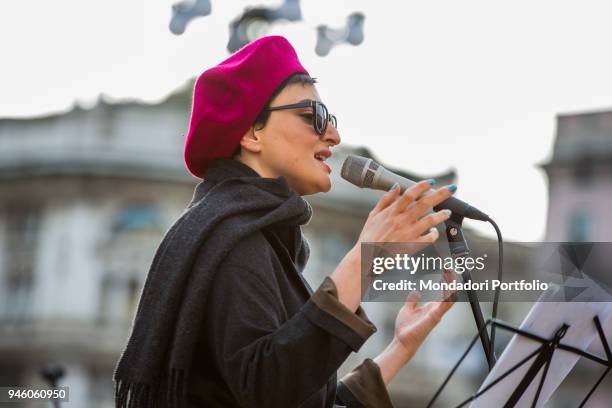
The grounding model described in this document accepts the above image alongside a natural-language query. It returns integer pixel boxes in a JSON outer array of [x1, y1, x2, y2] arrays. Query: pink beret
[[184, 35, 310, 178]]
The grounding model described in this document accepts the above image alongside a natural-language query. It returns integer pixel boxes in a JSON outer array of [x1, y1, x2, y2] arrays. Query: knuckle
[[414, 201, 432, 216], [403, 188, 417, 200], [421, 214, 437, 229]]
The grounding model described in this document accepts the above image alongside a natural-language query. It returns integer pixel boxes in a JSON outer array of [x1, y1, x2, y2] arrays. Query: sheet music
[[471, 275, 612, 407]]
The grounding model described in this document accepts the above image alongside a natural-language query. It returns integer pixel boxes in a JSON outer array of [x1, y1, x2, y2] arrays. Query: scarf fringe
[[115, 369, 185, 408]]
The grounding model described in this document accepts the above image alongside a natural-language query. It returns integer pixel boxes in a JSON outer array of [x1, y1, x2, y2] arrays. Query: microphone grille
[[341, 155, 369, 187]]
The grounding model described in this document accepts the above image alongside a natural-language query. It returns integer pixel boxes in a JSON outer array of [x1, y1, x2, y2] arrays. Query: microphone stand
[[39, 363, 65, 408], [445, 214, 496, 371]]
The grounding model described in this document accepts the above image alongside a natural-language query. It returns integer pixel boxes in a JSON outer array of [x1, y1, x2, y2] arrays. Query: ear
[[239, 126, 263, 153]]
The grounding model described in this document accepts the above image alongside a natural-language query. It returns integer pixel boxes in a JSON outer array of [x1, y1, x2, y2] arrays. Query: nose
[[323, 122, 341, 146]]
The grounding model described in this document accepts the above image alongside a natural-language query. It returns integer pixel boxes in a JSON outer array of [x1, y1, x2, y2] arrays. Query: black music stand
[[426, 316, 612, 408]]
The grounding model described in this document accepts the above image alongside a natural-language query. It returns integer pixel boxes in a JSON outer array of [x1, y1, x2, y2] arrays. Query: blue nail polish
[[427, 178, 436, 185], [390, 182, 399, 192], [448, 184, 457, 193], [445, 209, 452, 217]]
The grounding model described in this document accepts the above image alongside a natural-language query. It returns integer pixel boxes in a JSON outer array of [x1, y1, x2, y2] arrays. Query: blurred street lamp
[[170, 0, 212, 35], [39, 363, 65, 408], [315, 12, 365, 57], [227, 0, 302, 52]]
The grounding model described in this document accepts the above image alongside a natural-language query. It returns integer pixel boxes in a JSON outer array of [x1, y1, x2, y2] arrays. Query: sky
[[2, 0, 611, 241]]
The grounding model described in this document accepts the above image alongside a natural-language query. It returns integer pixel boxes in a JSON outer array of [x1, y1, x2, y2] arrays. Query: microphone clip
[[444, 215, 497, 371]]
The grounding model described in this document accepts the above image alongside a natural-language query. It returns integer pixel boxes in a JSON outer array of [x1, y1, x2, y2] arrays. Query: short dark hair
[[232, 73, 317, 157]]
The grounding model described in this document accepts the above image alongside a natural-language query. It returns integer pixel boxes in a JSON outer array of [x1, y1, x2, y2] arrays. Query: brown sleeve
[[338, 358, 394, 408], [310, 276, 377, 342], [309, 277, 393, 407]]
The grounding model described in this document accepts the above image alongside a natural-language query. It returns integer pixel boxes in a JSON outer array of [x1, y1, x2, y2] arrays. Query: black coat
[[184, 160, 394, 408]]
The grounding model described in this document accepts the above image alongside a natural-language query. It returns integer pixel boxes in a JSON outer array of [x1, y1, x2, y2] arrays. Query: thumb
[[403, 290, 421, 311]]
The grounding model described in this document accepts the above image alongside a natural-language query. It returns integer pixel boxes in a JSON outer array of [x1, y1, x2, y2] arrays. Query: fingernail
[[444, 209, 452, 217], [390, 182, 399, 192], [448, 184, 457, 193], [427, 178, 436, 185]]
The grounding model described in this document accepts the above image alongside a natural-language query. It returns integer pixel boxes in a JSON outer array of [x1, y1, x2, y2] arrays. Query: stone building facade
[[543, 109, 612, 242]]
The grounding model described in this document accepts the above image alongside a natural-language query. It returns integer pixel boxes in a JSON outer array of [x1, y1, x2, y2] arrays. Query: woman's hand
[[374, 270, 457, 385], [357, 180, 455, 246], [393, 275, 455, 356], [330, 181, 456, 312]]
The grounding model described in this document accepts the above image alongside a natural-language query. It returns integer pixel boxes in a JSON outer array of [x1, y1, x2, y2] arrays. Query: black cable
[[487, 217, 503, 359]]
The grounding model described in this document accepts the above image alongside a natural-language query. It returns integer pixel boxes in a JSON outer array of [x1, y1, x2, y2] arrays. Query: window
[[112, 205, 161, 233], [568, 210, 591, 242], [97, 205, 162, 325], [98, 274, 140, 324], [572, 158, 593, 186], [1, 203, 40, 323]]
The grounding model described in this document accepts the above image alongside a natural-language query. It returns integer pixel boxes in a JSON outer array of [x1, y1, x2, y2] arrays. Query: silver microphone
[[341, 154, 489, 221]]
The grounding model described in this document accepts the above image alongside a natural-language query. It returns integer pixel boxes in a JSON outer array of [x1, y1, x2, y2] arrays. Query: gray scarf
[[113, 158, 312, 407]]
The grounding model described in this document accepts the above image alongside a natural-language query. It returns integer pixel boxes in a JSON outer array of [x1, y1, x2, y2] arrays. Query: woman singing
[[114, 35, 456, 408]]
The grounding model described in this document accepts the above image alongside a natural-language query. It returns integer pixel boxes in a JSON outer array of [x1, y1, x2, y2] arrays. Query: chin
[[309, 177, 332, 195], [292, 169, 332, 195], [319, 179, 332, 193]]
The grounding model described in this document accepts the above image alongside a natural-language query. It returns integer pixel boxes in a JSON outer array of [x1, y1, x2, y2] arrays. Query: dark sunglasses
[[265, 100, 337, 136]]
